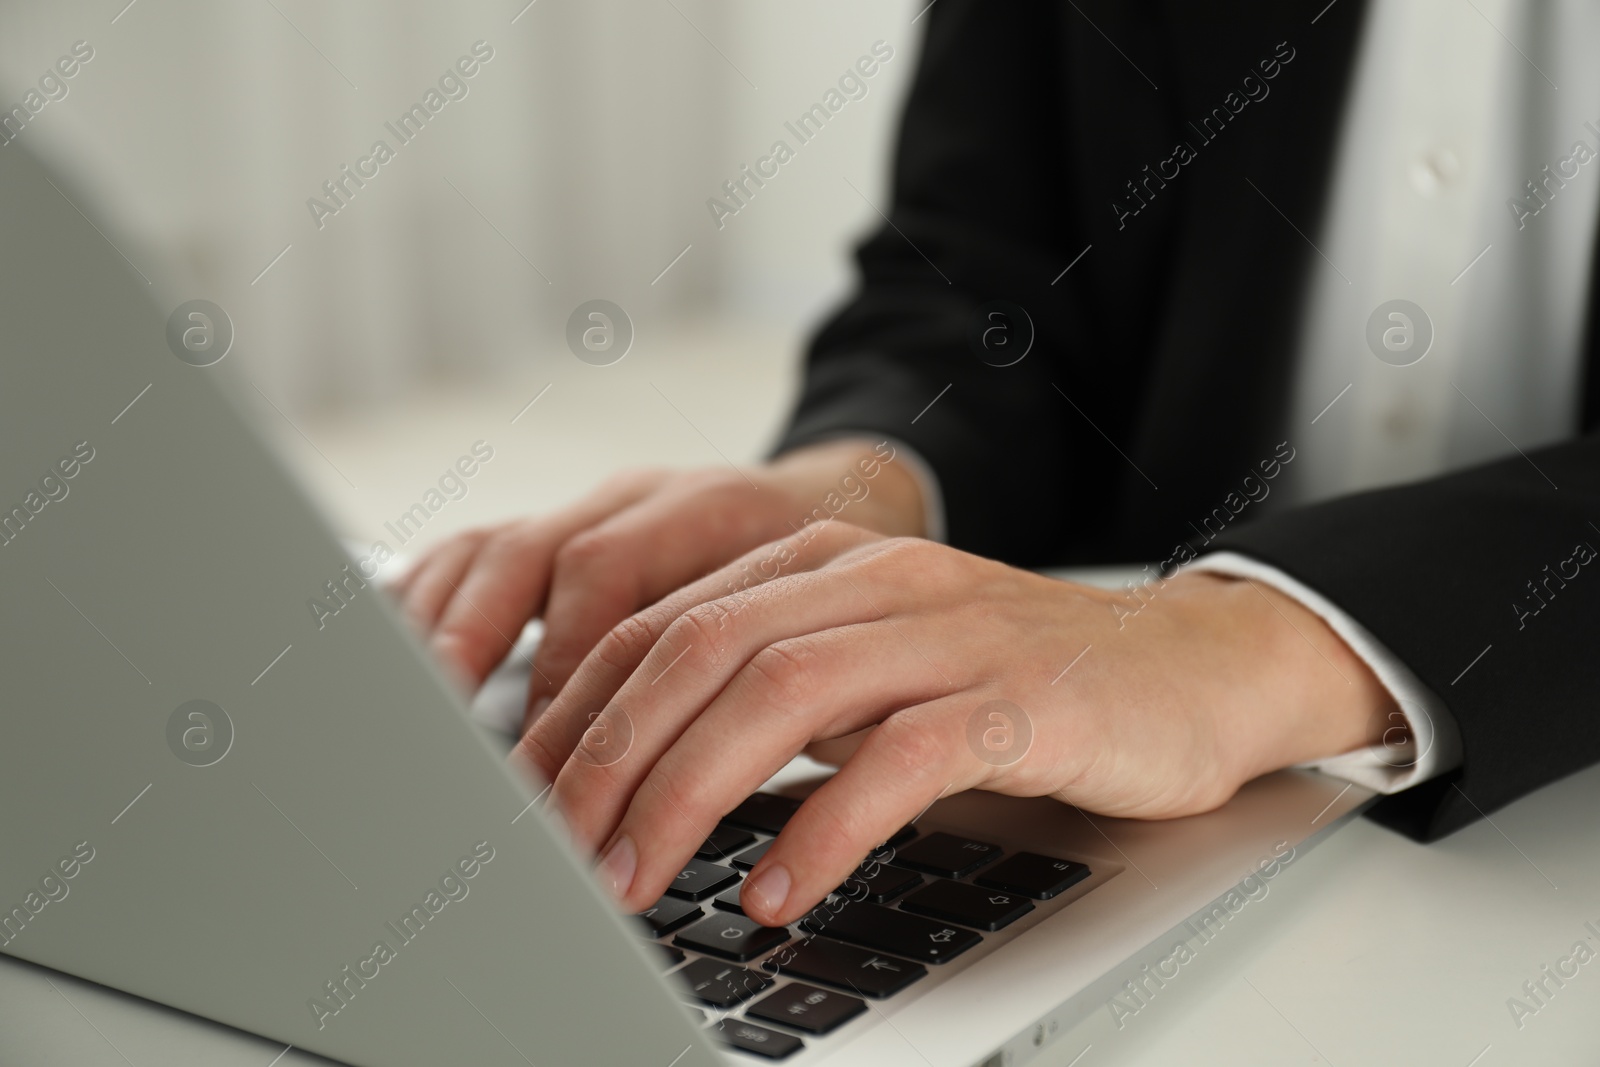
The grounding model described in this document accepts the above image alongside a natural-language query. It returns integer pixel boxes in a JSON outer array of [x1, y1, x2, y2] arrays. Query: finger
[[515, 521, 880, 787], [742, 694, 989, 926], [395, 525, 499, 631], [427, 522, 561, 687], [543, 570, 881, 851], [388, 531, 461, 598], [525, 476, 792, 715], [578, 621, 955, 913], [803, 727, 871, 766], [429, 475, 658, 687]]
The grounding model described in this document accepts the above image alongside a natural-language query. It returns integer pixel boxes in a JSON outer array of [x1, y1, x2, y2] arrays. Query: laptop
[[0, 140, 1374, 1065]]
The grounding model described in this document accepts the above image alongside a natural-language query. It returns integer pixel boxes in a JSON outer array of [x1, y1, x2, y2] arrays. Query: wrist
[[1180, 572, 1395, 787], [764, 439, 926, 538]]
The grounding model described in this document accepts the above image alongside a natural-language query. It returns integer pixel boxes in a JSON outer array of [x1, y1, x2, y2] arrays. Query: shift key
[[801, 901, 980, 964]]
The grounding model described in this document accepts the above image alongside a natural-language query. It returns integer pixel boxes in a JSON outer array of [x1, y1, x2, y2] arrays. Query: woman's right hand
[[389, 438, 923, 731]]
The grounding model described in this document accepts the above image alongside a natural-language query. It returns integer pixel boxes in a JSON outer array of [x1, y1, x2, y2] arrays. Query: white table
[[1048, 760, 1600, 1067]]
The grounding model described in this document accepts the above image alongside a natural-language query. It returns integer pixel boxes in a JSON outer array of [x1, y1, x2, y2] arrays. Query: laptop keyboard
[[635, 792, 1093, 1060]]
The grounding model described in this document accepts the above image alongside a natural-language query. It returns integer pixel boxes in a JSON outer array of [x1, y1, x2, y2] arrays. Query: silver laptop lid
[[0, 141, 720, 1066]]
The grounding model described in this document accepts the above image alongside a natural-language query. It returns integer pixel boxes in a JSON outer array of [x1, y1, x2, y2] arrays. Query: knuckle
[[663, 606, 731, 671], [515, 727, 566, 783], [508, 520, 554, 554], [641, 763, 709, 829], [593, 613, 659, 675], [742, 642, 819, 718], [875, 535, 931, 566], [678, 602, 729, 639], [869, 711, 950, 780], [552, 529, 616, 575], [879, 536, 956, 581], [804, 517, 853, 548], [479, 519, 543, 561]]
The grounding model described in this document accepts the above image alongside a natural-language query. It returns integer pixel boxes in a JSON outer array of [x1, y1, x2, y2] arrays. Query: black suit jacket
[[774, 0, 1600, 841]]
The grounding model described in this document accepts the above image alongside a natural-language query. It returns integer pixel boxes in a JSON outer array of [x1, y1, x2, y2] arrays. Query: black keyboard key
[[885, 823, 918, 848], [837, 866, 921, 904], [764, 937, 926, 998], [638, 896, 703, 937], [899, 879, 1034, 931], [658, 945, 686, 970], [748, 982, 866, 1035], [674, 912, 791, 962], [890, 833, 1002, 878], [724, 793, 802, 835], [697, 824, 757, 861], [665, 859, 741, 901], [711, 1019, 804, 1060], [801, 901, 981, 964], [713, 882, 748, 914], [676, 958, 773, 1007], [731, 838, 775, 871], [976, 852, 1091, 900]]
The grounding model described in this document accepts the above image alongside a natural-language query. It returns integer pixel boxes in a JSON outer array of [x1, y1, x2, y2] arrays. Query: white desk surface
[[6, 567, 1598, 1066]]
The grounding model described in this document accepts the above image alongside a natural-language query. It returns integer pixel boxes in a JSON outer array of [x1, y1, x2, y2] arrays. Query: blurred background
[[0, 0, 919, 547]]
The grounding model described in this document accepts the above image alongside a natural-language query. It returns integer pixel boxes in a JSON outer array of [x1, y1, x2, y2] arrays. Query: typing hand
[[389, 440, 923, 731], [516, 523, 1393, 928]]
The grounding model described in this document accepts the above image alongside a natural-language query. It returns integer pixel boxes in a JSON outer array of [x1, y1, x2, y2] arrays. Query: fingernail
[[744, 863, 791, 920], [597, 835, 637, 901]]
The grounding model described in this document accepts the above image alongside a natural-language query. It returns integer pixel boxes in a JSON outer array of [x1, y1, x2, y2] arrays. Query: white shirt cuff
[[1187, 551, 1463, 795]]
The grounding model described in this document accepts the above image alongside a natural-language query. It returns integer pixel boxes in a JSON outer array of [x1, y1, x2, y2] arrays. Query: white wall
[[0, 0, 919, 418]]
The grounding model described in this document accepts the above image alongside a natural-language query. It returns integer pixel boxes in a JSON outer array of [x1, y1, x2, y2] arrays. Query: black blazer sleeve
[[1206, 434, 1600, 841], [771, 1, 1166, 567], [771, 0, 1357, 567]]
